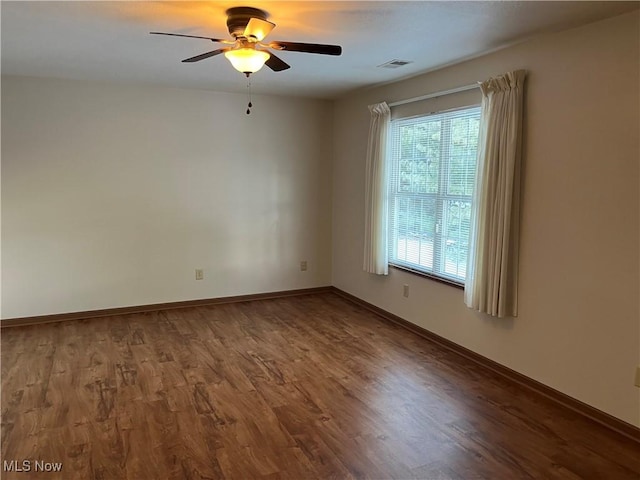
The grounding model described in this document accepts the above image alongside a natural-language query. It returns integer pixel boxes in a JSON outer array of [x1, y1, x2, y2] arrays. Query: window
[[388, 106, 481, 284]]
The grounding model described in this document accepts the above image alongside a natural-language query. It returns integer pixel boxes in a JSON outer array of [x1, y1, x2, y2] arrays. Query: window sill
[[389, 264, 464, 290]]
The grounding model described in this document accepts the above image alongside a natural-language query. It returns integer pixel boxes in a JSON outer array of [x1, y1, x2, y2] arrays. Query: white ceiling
[[2, 1, 638, 99]]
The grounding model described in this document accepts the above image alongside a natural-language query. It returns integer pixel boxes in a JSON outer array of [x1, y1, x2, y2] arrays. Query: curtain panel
[[363, 102, 391, 275], [465, 70, 527, 317]]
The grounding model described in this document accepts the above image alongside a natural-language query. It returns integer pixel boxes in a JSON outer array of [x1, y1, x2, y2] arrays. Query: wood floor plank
[[2, 292, 639, 479], [289, 431, 356, 480]]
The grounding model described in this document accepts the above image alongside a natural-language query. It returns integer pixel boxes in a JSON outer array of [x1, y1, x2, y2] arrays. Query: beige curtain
[[465, 70, 526, 317], [363, 102, 391, 275]]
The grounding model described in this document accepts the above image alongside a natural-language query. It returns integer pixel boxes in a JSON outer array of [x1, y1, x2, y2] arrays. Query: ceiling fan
[[151, 6, 342, 77]]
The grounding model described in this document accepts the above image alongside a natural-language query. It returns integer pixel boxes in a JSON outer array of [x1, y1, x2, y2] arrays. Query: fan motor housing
[[226, 7, 269, 38]]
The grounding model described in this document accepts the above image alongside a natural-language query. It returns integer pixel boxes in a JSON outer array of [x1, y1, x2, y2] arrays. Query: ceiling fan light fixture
[[152, 6, 341, 77], [224, 47, 270, 74]]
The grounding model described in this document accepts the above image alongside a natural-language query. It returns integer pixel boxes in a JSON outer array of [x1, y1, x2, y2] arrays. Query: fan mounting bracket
[[226, 6, 269, 38]]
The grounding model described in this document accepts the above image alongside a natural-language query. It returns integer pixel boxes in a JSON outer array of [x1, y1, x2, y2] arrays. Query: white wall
[[2, 77, 333, 318], [332, 12, 640, 427]]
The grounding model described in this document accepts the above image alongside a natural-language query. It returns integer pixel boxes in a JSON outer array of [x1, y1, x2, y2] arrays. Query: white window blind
[[388, 105, 481, 284]]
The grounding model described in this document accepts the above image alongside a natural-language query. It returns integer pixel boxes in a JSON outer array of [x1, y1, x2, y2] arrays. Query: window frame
[[387, 104, 481, 286]]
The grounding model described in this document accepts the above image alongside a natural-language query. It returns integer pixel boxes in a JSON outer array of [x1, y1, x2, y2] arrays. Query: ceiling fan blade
[[150, 32, 227, 43], [244, 17, 275, 41], [265, 53, 290, 72], [182, 48, 227, 63], [269, 41, 342, 56]]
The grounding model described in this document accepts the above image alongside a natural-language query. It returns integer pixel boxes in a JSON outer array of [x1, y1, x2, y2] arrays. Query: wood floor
[[1, 293, 638, 479]]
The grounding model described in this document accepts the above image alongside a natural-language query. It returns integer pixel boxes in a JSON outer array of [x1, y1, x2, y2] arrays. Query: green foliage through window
[[388, 106, 480, 283]]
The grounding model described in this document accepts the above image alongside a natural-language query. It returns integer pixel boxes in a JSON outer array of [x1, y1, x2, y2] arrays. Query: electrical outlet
[[195, 269, 204, 280], [635, 366, 640, 388], [300, 261, 308, 271], [403, 284, 410, 298]]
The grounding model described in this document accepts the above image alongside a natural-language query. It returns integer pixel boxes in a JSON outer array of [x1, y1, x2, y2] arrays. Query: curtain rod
[[388, 83, 479, 108]]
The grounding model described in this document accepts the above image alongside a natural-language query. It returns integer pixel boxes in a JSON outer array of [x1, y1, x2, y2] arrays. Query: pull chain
[[246, 76, 253, 115]]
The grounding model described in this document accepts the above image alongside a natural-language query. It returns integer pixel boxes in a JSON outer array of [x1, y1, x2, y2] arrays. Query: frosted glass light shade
[[225, 48, 270, 74]]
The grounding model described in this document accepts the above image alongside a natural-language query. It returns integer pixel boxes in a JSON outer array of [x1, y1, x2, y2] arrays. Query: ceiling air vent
[[378, 59, 413, 69]]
